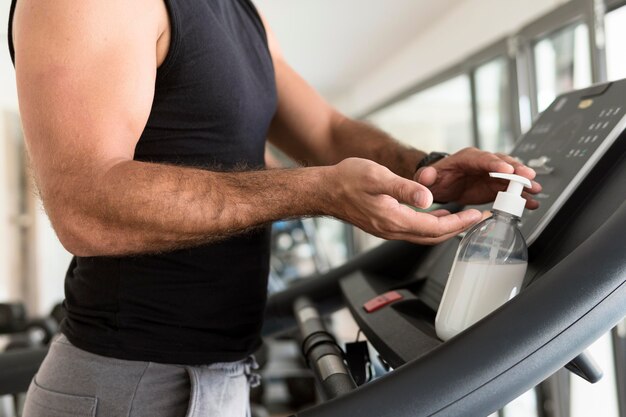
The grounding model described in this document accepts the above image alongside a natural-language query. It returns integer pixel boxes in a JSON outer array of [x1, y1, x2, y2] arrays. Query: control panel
[[491, 81, 626, 244]]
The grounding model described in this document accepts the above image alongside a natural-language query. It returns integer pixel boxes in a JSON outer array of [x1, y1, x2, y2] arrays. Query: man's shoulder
[[13, 0, 166, 45]]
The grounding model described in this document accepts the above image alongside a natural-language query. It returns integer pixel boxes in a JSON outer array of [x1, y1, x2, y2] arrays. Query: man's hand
[[327, 158, 483, 245], [414, 148, 542, 208]]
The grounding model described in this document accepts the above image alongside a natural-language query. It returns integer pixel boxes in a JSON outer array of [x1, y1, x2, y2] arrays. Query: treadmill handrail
[[296, 200, 626, 417]]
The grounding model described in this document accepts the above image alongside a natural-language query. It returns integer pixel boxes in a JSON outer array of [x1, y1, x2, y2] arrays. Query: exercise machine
[[263, 79, 626, 416]]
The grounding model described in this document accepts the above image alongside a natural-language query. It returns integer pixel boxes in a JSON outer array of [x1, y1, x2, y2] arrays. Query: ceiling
[[256, 0, 463, 100], [0, 0, 464, 101]]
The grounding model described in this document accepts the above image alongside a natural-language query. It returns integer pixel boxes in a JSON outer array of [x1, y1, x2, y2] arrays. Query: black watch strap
[[415, 152, 449, 172]]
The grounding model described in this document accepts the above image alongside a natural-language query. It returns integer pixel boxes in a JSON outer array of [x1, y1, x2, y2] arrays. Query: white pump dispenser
[[489, 173, 532, 217], [435, 172, 532, 341]]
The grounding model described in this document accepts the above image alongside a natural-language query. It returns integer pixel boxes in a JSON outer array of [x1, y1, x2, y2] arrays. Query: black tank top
[[9, 0, 278, 364]]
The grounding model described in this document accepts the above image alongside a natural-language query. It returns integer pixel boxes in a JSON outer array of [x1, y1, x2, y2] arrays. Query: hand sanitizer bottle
[[435, 173, 532, 341]]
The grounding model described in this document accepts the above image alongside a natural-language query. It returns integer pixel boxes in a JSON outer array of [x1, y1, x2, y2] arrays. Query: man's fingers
[[417, 211, 483, 244], [522, 191, 540, 209], [386, 176, 433, 208], [529, 180, 542, 194], [495, 153, 536, 179], [415, 166, 437, 187], [411, 209, 481, 238], [456, 148, 515, 174], [416, 229, 468, 245], [384, 209, 482, 244], [431, 209, 482, 236], [459, 149, 537, 182], [429, 209, 451, 217]]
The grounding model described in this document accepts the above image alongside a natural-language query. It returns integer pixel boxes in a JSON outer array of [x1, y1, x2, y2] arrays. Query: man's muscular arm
[[13, 0, 482, 257]]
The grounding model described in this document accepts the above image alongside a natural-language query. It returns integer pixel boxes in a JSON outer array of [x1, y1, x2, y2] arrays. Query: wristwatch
[[415, 151, 449, 172]]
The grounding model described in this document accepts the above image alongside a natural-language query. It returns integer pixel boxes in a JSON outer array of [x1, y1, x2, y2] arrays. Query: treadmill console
[[503, 81, 626, 244]]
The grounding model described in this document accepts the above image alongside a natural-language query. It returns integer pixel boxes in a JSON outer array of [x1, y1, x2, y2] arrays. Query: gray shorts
[[22, 334, 260, 417]]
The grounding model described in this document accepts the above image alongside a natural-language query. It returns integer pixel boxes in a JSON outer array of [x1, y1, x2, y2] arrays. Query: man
[[9, 0, 540, 416]]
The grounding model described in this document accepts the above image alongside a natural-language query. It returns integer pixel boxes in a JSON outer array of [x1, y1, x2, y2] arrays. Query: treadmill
[[263, 79, 626, 416], [2, 81, 625, 417]]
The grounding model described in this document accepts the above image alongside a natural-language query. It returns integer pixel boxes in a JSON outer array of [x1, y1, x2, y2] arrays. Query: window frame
[[603, 0, 626, 81], [468, 40, 520, 150], [516, 0, 607, 119], [360, 39, 516, 151], [359, 0, 608, 148]]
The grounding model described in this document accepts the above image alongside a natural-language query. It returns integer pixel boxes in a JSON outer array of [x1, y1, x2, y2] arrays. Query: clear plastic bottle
[[435, 173, 531, 341]]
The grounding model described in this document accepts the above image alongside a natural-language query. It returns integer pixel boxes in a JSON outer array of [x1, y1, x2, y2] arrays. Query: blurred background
[[1, 0, 626, 415]]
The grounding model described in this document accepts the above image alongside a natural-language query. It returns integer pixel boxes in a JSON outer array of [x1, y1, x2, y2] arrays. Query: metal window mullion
[[469, 70, 481, 149], [517, 0, 592, 120], [507, 37, 523, 142], [522, 38, 540, 123], [588, 0, 608, 83]]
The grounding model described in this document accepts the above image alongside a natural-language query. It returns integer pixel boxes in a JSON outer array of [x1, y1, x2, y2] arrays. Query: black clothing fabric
[[8, 0, 278, 364]]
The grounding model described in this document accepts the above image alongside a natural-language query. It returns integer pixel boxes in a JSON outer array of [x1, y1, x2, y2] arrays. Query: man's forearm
[[47, 160, 332, 256], [328, 116, 427, 180]]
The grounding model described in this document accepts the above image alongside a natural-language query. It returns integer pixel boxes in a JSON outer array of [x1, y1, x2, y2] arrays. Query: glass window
[[534, 23, 592, 113], [268, 218, 349, 293], [502, 389, 538, 417], [605, 5, 626, 81], [474, 57, 515, 153], [366, 75, 473, 153]]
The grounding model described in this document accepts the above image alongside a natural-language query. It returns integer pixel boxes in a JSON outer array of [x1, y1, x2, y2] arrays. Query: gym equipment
[[0, 303, 61, 401], [0, 302, 59, 351], [0, 348, 47, 396], [263, 79, 626, 416], [49, 302, 66, 326], [0, 303, 27, 334]]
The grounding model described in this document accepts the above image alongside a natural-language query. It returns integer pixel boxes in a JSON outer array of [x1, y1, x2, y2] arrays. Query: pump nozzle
[[489, 173, 532, 217]]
